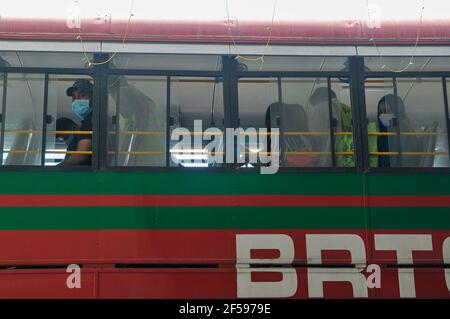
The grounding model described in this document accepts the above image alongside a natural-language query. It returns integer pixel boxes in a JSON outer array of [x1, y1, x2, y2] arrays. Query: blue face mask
[[72, 99, 91, 119]]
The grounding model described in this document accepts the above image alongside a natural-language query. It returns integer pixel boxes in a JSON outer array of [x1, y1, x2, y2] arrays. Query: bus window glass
[[0, 74, 4, 164], [169, 76, 224, 168], [237, 77, 278, 167], [364, 57, 450, 72], [2, 73, 45, 165], [112, 54, 222, 71], [281, 78, 354, 167], [365, 77, 449, 168], [108, 75, 167, 167], [0, 52, 92, 69], [329, 79, 355, 167], [281, 78, 331, 167], [46, 75, 94, 166], [238, 56, 348, 72], [238, 77, 354, 168]]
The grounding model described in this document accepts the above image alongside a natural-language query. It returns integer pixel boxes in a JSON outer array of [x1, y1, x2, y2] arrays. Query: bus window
[[108, 75, 167, 167], [2, 73, 45, 166], [237, 77, 278, 167], [0, 51, 92, 69], [329, 78, 355, 167], [112, 54, 222, 71], [237, 56, 348, 72], [365, 77, 449, 168], [237, 77, 355, 168], [169, 76, 224, 168], [46, 75, 94, 167], [0, 73, 4, 164], [364, 56, 450, 72], [281, 78, 329, 167], [282, 78, 355, 167]]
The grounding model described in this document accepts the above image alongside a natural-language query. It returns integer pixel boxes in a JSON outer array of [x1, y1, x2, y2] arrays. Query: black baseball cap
[[66, 79, 93, 97]]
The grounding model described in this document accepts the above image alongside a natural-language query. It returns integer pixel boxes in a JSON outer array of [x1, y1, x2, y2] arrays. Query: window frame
[[363, 70, 450, 173], [102, 66, 227, 171], [0, 66, 94, 172], [0, 53, 449, 173], [103, 55, 359, 173], [234, 71, 356, 173]]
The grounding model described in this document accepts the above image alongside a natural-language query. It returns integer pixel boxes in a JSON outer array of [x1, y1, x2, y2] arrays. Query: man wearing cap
[[58, 79, 94, 166]]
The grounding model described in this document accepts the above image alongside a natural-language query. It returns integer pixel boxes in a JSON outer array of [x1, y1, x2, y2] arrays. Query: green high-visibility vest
[[332, 100, 378, 167]]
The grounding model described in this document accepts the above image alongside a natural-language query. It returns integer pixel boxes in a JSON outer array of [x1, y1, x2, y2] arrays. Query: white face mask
[[379, 113, 396, 127]]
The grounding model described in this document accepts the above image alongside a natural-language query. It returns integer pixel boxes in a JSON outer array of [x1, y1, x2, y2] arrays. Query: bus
[[0, 17, 449, 298]]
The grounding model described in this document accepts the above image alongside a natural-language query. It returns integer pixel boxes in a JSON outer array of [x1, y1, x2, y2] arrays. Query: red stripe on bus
[[368, 195, 450, 206], [0, 229, 447, 266], [0, 194, 449, 207]]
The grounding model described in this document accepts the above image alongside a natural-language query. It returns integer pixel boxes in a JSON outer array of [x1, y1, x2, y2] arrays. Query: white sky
[[0, 0, 449, 22]]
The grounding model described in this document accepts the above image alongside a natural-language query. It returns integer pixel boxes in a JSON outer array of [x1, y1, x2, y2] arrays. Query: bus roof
[[1, 18, 450, 45]]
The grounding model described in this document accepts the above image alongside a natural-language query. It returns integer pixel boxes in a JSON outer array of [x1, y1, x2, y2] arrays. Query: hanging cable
[[366, 0, 426, 73], [74, 0, 135, 66], [225, 0, 277, 71], [401, 57, 432, 102]]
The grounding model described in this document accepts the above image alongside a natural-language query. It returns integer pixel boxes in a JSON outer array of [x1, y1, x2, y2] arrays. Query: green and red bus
[[0, 17, 449, 298]]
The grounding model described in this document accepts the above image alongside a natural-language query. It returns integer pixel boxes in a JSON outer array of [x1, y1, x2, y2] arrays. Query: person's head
[[309, 87, 337, 106], [377, 94, 406, 128], [56, 117, 79, 141], [66, 79, 93, 119]]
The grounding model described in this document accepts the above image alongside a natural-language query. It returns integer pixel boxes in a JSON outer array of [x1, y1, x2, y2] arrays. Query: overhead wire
[[74, 0, 135, 66], [225, 0, 277, 71], [366, 0, 426, 73]]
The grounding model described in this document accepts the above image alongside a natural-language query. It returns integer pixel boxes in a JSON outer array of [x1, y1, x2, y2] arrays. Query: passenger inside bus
[[376, 94, 418, 167], [308, 87, 354, 166], [56, 71, 164, 167], [265, 102, 317, 167], [308, 87, 378, 167], [57, 79, 93, 166]]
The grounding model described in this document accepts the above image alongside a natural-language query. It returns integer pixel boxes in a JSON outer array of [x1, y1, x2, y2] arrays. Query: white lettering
[[374, 234, 433, 298], [236, 234, 297, 298], [306, 234, 368, 298]]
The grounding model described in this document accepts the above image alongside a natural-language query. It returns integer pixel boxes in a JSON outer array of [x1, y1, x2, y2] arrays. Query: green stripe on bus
[[2, 171, 450, 195], [0, 206, 363, 230], [369, 207, 450, 230], [0, 206, 448, 230], [1, 172, 362, 195]]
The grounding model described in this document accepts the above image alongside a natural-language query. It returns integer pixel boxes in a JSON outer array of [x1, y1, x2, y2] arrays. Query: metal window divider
[[349, 56, 370, 171], [392, 76, 403, 167], [114, 78, 121, 166], [442, 77, 450, 164], [222, 56, 239, 168], [327, 77, 337, 167], [40, 73, 49, 166], [166, 76, 171, 167], [93, 53, 110, 171], [0, 73, 7, 166], [277, 76, 286, 165]]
